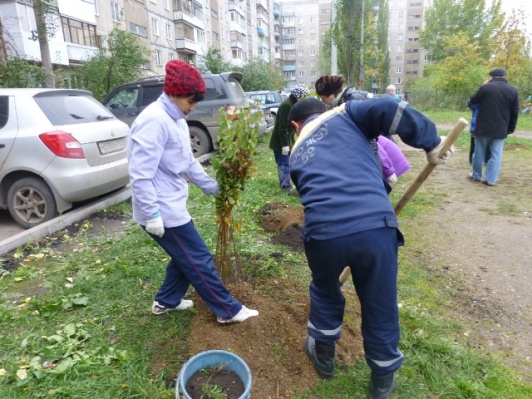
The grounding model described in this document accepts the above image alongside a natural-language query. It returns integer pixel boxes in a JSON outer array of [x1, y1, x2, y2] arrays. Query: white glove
[[426, 136, 455, 165], [281, 146, 290, 156], [388, 173, 398, 183], [145, 212, 164, 237], [203, 182, 219, 196]]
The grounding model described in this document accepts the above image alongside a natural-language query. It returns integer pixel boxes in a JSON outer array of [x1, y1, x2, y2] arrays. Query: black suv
[[102, 72, 267, 157]]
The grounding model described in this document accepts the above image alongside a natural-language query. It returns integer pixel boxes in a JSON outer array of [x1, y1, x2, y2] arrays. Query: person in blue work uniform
[[287, 97, 453, 399], [127, 60, 258, 324]]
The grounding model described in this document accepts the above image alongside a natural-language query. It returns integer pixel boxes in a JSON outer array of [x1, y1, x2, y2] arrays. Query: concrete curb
[[0, 187, 132, 257], [0, 153, 216, 257]]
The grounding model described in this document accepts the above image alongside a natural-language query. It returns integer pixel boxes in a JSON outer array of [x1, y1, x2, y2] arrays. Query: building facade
[[387, 0, 431, 95], [1, 0, 434, 91]]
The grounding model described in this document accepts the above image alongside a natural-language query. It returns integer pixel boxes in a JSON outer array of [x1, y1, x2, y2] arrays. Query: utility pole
[[357, 0, 365, 89], [331, 0, 337, 74]]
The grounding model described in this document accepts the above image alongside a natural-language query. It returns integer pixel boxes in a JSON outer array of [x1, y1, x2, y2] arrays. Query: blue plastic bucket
[[176, 350, 252, 399]]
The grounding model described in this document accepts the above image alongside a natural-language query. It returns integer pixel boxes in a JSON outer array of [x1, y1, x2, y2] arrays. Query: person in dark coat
[[287, 97, 454, 399], [268, 84, 309, 191], [468, 68, 519, 186]]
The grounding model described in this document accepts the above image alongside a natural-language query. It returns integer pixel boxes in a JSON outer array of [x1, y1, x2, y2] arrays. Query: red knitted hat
[[163, 60, 206, 96]]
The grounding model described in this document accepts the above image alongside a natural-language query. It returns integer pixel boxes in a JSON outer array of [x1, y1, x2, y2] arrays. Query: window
[[396, 66, 402, 73], [111, 1, 121, 22], [397, 34, 403, 41], [310, 39, 316, 45], [311, 70, 316, 77], [152, 18, 159, 36], [396, 78, 402, 84], [298, 49, 303, 56], [165, 23, 172, 39], [155, 49, 162, 66], [298, 28, 304, 35], [164, 0, 170, 10], [396, 45, 402, 52], [169, 52, 175, 60], [298, 60, 304, 67], [130, 22, 148, 37], [310, 49, 316, 56], [299, 71, 304, 77], [61, 17, 97, 47], [395, 56, 402, 61]]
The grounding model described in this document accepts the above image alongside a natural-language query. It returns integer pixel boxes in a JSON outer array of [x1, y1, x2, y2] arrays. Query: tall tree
[[491, 8, 532, 101], [332, 0, 379, 89], [202, 48, 232, 74], [237, 57, 283, 91], [419, 0, 504, 62], [33, 0, 56, 87], [73, 29, 148, 100], [0, 18, 7, 67]]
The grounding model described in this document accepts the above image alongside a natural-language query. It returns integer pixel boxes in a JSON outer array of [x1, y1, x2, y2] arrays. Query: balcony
[[282, 44, 295, 50], [257, 27, 265, 37], [174, 10, 204, 30], [273, 6, 280, 17], [274, 52, 281, 59], [283, 55, 296, 61], [229, 1, 245, 16], [176, 38, 201, 54], [231, 40, 243, 49], [283, 65, 295, 72]]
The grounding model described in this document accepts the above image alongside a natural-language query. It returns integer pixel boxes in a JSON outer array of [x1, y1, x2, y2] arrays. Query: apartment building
[[387, 0, 431, 94], [274, 0, 330, 90], [0, 0, 276, 76]]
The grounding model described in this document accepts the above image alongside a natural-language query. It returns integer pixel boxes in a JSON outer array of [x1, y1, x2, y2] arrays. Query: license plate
[[98, 138, 126, 155]]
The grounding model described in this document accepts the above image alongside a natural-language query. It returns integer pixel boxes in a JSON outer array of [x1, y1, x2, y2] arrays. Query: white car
[[0, 88, 130, 229]]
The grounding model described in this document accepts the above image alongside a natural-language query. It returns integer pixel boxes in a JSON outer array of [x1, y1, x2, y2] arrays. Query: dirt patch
[[184, 204, 363, 399], [397, 136, 532, 380]]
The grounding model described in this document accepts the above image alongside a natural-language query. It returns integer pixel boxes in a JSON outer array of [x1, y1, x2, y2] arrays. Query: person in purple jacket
[[287, 97, 453, 399], [377, 135, 411, 184], [127, 60, 258, 324]]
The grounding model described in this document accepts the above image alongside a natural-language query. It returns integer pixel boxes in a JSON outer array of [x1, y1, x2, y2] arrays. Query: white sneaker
[[217, 305, 259, 324], [151, 300, 194, 315]]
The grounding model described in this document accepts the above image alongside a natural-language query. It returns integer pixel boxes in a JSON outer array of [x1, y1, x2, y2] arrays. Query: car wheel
[[189, 126, 211, 157], [270, 112, 277, 125], [7, 177, 58, 229]]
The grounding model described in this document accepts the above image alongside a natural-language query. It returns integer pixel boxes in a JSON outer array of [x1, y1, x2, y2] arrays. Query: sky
[[497, 0, 531, 20]]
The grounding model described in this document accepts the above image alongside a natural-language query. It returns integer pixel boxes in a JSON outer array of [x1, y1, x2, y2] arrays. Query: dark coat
[[469, 77, 519, 138], [269, 95, 297, 152]]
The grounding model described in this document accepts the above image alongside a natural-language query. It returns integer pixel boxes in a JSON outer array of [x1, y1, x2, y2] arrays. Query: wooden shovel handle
[[339, 118, 469, 285]]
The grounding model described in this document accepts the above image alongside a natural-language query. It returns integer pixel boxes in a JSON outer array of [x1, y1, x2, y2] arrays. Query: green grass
[[0, 131, 531, 398], [422, 109, 532, 131]]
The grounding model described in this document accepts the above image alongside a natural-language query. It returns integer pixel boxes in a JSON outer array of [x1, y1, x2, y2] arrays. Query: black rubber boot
[[304, 336, 335, 378], [368, 371, 397, 399]]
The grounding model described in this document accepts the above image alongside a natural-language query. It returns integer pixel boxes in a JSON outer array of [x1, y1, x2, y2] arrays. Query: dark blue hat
[[489, 68, 506, 77], [288, 98, 327, 123]]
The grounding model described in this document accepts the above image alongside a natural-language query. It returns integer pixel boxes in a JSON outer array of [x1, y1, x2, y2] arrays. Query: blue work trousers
[[304, 227, 404, 374], [146, 220, 242, 319], [273, 151, 292, 190]]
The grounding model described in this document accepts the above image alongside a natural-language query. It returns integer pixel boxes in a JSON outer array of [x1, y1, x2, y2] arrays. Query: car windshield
[[34, 93, 115, 125]]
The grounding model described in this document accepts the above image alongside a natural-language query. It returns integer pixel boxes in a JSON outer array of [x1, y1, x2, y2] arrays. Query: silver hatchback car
[[0, 88, 130, 229]]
